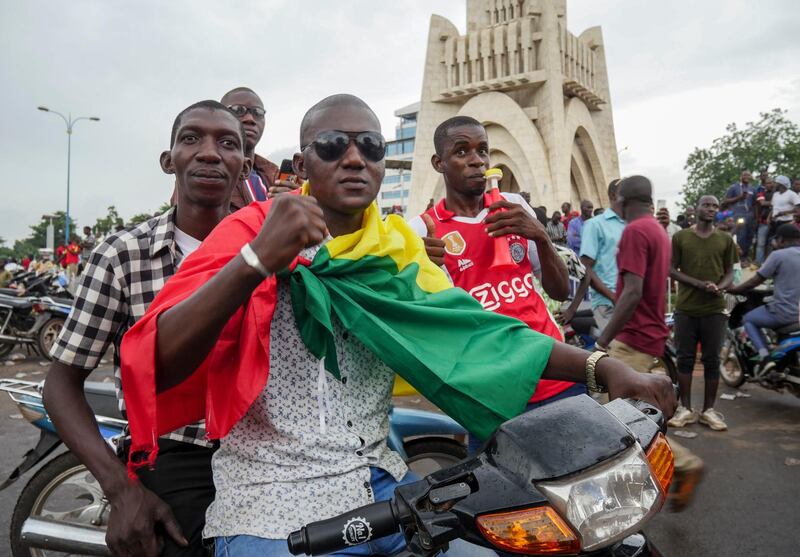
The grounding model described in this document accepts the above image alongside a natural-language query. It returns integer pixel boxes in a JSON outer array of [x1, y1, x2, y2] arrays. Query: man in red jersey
[[594, 175, 703, 512], [409, 116, 579, 451]]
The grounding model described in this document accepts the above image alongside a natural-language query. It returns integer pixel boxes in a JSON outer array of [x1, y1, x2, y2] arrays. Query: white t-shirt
[[174, 226, 202, 265], [772, 189, 800, 222]]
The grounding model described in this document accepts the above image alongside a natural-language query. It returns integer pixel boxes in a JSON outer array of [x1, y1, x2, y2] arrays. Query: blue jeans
[[467, 383, 588, 454], [214, 468, 497, 556], [735, 218, 754, 260], [755, 223, 770, 264], [743, 305, 789, 353]]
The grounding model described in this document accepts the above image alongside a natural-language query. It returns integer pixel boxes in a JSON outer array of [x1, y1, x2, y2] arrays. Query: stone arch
[[457, 92, 554, 203], [496, 164, 520, 193], [564, 98, 610, 206]]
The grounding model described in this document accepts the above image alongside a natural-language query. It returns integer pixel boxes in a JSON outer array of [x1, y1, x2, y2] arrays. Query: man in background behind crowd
[[64, 237, 81, 286], [669, 195, 736, 431], [657, 207, 681, 238], [771, 175, 800, 234], [754, 175, 774, 265], [546, 211, 567, 245], [80, 225, 96, 272], [80, 226, 96, 259], [794, 202, 800, 230], [594, 175, 704, 511], [571, 179, 624, 333], [721, 169, 755, 263], [221, 87, 299, 209], [684, 206, 697, 227], [561, 201, 578, 224], [567, 199, 593, 254]]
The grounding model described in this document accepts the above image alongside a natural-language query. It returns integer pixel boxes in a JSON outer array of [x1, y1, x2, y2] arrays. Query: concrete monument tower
[[407, 0, 619, 215]]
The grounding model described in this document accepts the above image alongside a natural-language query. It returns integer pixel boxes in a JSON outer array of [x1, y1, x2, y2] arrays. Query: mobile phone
[[277, 159, 295, 182]]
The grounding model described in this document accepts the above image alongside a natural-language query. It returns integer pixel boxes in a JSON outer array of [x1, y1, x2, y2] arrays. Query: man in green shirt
[[669, 195, 737, 431]]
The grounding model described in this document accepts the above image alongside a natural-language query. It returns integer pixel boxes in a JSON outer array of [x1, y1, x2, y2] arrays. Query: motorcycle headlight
[[537, 445, 662, 552]]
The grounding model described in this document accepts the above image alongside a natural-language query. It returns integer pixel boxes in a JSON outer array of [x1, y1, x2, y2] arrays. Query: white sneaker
[[668, 405, 698, 428], [699, 408, 727, 431]]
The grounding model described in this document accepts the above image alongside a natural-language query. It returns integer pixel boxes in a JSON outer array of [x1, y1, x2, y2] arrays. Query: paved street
[[0, 350, 798, 556]]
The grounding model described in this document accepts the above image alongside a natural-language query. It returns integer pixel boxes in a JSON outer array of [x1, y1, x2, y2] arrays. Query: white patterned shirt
[[203, 243, 407, 539]]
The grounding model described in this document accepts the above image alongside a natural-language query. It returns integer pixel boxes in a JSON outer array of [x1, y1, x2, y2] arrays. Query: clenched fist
[[250, 195, 327, 273]]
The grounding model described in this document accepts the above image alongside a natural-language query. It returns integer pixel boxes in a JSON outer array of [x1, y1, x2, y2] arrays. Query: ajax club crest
[[509, 241, 526, 264]]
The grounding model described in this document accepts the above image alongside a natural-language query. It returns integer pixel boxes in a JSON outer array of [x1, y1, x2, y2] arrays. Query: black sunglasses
[[302, 130, 386, 163], [227, 104, 266, 119]]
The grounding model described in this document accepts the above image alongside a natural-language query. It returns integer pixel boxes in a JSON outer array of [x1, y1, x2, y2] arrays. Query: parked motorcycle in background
[[562, 306, 678, 382], [0, 295, 72, 360], [720, 290, 800, 396]]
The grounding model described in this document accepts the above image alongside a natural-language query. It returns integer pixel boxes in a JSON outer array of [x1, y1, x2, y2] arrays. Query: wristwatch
[[240, 243, 272, 279], [585, 350, 609, 393]]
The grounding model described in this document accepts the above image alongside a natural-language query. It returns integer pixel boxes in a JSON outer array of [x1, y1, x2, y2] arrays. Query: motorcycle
[[0, 378, 123, 556], [719, 290, 800, 396], [0, 379, 468, 556], [288, 395, 673, 556], [562, 307, 678, 382], [0, 294, 72, 360], [0, 270, 72, 299]]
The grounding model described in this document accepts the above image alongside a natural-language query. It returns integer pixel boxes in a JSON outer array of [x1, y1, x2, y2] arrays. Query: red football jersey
[[414, 194, 573, 402]]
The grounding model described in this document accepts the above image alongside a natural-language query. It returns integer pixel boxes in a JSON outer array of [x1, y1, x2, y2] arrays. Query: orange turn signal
[[475, 505, 581, 555], [646, 433, 675, 494]]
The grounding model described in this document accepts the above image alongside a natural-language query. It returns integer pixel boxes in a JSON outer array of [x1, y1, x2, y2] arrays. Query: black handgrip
[[287, 500, 399, 555]]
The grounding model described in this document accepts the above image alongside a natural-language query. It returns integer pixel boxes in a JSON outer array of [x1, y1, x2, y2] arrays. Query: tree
[[93, 206, 124, 237], [127, 213, 153, 226], [0, 237, 14, 260], [11, 211, 75, 258], [681, 109, 800, 208]]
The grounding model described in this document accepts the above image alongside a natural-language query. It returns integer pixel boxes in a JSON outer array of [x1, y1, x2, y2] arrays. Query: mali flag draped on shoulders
[[120, 187, 554, 473]]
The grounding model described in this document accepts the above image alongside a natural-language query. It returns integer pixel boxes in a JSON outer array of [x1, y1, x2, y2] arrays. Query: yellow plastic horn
[[484, 168, 504, 180]]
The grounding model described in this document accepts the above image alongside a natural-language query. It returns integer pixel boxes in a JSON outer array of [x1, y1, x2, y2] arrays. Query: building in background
[[378, 102, 418, 216], [407, 0, 620, 216]]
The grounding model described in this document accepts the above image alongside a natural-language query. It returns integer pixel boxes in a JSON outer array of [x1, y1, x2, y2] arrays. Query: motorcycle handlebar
[[287, 500, 399, 556]]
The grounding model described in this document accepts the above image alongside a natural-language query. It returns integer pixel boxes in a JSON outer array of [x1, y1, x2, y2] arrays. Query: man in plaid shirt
[[42, 99, 251, 557]]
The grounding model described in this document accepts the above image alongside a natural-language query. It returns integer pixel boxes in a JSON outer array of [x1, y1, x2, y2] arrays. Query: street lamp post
[[38, 106, 100, 245]]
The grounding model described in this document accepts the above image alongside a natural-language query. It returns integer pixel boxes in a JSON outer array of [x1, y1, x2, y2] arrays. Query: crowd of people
[[21, 85, 796, 557], [0, 225, 98, 291]]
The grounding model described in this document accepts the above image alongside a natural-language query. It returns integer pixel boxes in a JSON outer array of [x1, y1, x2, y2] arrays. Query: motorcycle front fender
[[0, 429, 62, 490], [389, 407, 466, 439], [387, 407, 467, 459], [594, 534, 662, 557]]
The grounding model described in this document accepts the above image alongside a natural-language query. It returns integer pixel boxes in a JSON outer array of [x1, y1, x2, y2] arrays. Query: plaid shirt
[[51, 208, 210, 446], [546, 220, 566, 244]]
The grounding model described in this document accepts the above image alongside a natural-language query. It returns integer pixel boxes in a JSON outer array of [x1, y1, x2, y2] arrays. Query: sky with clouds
[[1, 0, 798, 245]]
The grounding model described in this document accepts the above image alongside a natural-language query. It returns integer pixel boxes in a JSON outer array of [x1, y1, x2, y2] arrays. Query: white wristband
[[240, 243, 272, 278]]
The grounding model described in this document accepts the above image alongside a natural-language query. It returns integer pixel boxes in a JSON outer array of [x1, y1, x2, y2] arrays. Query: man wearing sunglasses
[[121, 94, 676, 556], [223, 87, 299, 208]]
